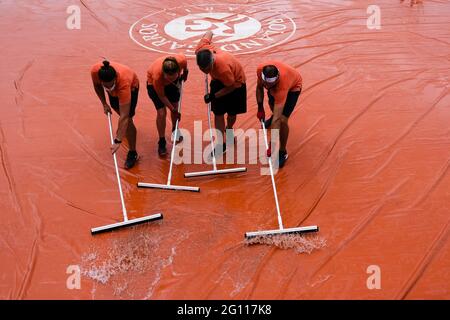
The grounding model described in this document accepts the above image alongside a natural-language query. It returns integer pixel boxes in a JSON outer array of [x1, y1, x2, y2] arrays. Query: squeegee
[[91, 113, 163, 235], [138, 81, 200, 192], [184, 74, 247, 178], [245, 120, 318, 240]]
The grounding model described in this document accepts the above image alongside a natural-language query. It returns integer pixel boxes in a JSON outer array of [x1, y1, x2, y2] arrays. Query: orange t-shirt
[[91, 62, 139, 105], [257, 61, 302, 106], [147, 54, 187, 97], [195, 38, 246, 88]]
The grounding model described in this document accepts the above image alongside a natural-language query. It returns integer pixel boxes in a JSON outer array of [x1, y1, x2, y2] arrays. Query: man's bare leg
[[280, 116, 289, 152], [126, 118, 137, 151], [156, 108, 167, 139]]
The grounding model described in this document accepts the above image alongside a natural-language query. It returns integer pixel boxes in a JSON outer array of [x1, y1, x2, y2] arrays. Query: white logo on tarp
[[130, 4, 296, 56], [165, 13, 261, 42]]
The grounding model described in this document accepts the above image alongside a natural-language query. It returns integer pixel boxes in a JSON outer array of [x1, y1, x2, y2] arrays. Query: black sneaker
[[158, 138, 167, 156], [278, 150, 288, 168], [264, 115, 273, 129], [125, 150, 139, 169]]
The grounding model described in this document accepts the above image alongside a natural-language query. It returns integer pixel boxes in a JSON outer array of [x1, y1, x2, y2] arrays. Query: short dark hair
[[262, 65, 279, 78], [98, 60, 116, 82], [196, 50, 213, 69], [162, 57, 180, 75]]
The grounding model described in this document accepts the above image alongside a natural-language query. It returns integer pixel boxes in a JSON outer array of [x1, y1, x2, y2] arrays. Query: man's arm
[[93, 83, 106, 105], [93, 82, 112, 114], [110, 101, 130, 154], [209, 70, 236, 99], [213, 85, 235, 99], [159, 95, 177, 113], [256, 83, 266, 121], [205, 82, 235, 103], [116, 102, 131, 141], [256, 83, 264, 111]]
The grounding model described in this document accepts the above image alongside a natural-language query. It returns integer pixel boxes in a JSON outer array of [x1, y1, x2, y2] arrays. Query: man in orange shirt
[[91, 60, 140, 169], [256, 61, 303, 168], [195, 31, 247, 155], [147, 54, 188, 156]]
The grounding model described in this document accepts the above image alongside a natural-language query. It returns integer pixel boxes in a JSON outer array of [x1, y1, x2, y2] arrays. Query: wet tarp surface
[[0, 0, 449, 299]]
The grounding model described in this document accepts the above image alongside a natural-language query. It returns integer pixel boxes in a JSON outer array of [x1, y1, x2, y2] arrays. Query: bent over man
[[91, 60, 140, 169], [256, 61, 303, 168]]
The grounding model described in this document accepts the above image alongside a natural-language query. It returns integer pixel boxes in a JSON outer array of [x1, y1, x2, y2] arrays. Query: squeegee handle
[[107, 112, 128, 221], [261, 120, 284, 230], [205, 74, 217, 170], [167, 81, 183, 185]]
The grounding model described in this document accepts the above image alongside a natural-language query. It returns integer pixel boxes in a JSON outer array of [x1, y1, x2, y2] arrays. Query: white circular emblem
[[129, 4, 297, 56]]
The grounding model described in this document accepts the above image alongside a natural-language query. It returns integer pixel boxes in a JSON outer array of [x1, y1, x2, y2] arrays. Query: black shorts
[[210, 80, 247, 116], [147, 83, 180, 110], [268, 88, 301, 118], [108, 87, 139, 118]]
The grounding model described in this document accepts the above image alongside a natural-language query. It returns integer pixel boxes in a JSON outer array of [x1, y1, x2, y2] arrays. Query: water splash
[[81, 230, 159, 284], [245, 234, 327, 254], [80, 227, 188, 298]]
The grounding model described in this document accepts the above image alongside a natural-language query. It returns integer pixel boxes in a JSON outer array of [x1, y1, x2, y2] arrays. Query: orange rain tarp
[[0, 0, 449, 299]]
